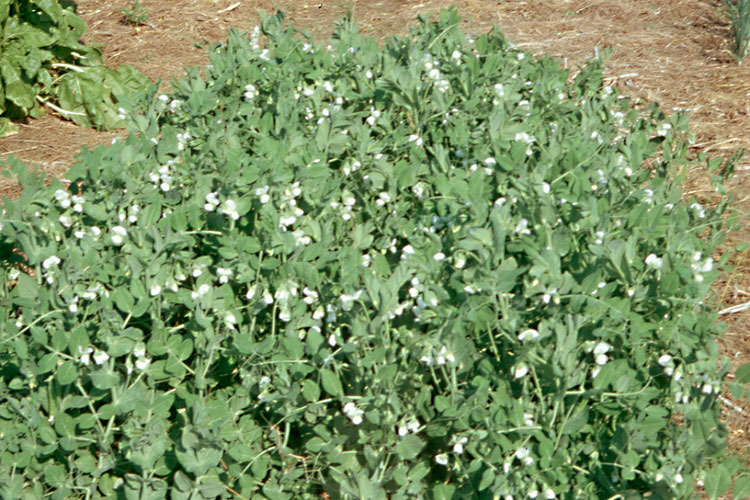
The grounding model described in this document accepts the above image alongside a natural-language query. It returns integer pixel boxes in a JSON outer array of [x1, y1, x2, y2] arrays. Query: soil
[[1, 0, 748, 494]]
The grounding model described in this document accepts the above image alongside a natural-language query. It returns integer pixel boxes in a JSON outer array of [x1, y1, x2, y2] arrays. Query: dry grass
[[0, 0, 748, 493]]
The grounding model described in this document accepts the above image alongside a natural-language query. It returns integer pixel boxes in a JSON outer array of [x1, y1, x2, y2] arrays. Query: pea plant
[[724, 0, 750, 63], [1, 8, 748, 500]]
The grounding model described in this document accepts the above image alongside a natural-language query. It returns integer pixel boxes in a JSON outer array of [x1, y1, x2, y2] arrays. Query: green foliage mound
[[0, 0, 150, 137], [0, 9, 746, 500]]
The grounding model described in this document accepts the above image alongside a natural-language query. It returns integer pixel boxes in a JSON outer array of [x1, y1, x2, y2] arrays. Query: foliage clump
[[0, 8, 745, 499], [0, 0, 150, 137]]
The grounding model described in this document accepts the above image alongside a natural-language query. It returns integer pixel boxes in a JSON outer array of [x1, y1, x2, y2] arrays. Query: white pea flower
[[593, 342, 611, 355], [657, 123, 672, 137], [328, 334, 337, 347], [243, 84, 258, 101], [135, 357, 151, 371], [111, 226, 127, 245], [343, 402, 364, 425], [340, 290, 362, 310], [435, 346, 454, 365], [452, 436, 468, 454], [192, 264, 205, 278], [59, 215, 73, 228], [376, 191, 391, 206], [674, 473, 683, 484], [279, 215, 296, 228], [406, 419, 420, 433], [544, 489, 556, 499], [70, 195, 85, 212], [645, 253, 663, 269], [692, 257, 713, 275], [515, 132, 535, 145], [93, 350, 110, 365], [302, 287, 319, 305], [595, 354, 609, 366], [402, 244, 415, 256], [515, 218, 531, 235], [523, 412, 535, 427], [221, 199, 240, 220], [454, 254, 466, 268], [435, 454, 449, 466], [690, 202, 706, 218], [54, 188, 71, 207], [150, 285, 161, 296], [79, 346, 93, 365], [366, 107, 381, 126], [191, 284, 211, 300], [657, 354, 673, 366], [528, 490, 538, 499], [514, 363, 529, 379], [412, 182, 426, 199], [420, 355, 434, 366], [518, 329, 539, 343], [408, 134, 423, 146], [216, 267, 233, 284], [433, 252, 446, 261], [43, 255, 61, 270]]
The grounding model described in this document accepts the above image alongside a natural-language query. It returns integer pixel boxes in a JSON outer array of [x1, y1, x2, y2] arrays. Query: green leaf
[[736, 363, 750, 384], [478, 468, 495, 491], [38, 353, 57, 374], [13, 273, 38, 301], [734, 474, 750, 500], [123, 475, 167, 500], [56, 360, 78, 385], [561, 405, 589, 435], [175, 443, 222, 477], [302, 380, 321, 402], [1, 59, 35, 110], [305, 437, 326, 453], [704, 463, 731, 499], [112, 287, 135, 313], [433, 483, 456, 500], [90, 367, 121, 390], [320, 369, 343, 397], [395, 434, 424, 460]]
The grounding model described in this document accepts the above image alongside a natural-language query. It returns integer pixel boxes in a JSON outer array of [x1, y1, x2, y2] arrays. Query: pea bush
[[1, 9, 749, 500]]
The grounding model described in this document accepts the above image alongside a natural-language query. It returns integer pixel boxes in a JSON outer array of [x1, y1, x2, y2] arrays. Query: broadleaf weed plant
[[0, 7, 748, 499], [724, 0, 750, 62], [122, 0, 150, 27]]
